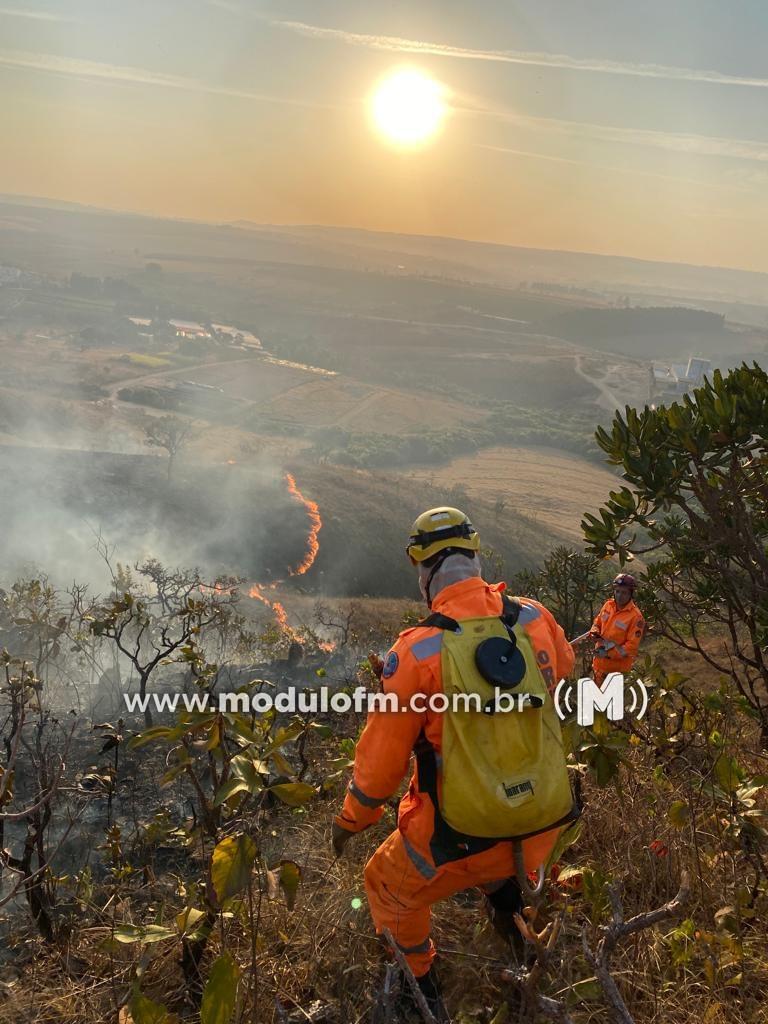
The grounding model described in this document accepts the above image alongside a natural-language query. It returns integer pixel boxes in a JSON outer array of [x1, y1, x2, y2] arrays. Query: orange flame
[[246, 473, 336, 651], [285, 472, 321, 576], [272, 600, 289, 631], [249, 584, 302, 644]]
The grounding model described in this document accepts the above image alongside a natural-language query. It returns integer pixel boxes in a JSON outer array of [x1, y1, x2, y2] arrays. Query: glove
[[332, 822, 356, 858], [595, 640, 616, 657], [367, 652, 385, 680]]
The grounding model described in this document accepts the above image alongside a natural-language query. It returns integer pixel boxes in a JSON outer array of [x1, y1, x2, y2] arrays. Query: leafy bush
[[583, 363, 768, 741]]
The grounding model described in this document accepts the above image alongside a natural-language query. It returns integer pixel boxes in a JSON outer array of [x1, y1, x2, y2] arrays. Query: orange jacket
[[335, 577, 575, 835], [591, 597, 645, 675]]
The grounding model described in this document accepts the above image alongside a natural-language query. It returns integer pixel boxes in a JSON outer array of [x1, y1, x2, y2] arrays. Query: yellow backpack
[[425, 595, 576, 841]]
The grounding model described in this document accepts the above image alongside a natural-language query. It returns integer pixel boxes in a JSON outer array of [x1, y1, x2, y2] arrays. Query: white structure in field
[[650, 355, 711, 400], [211, 323, 262, 349], [125, 315, 261, 348], [169, 319, 211, 338]]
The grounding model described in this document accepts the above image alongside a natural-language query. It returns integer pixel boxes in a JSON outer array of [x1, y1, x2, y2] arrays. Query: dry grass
[[2, 763, 766, 1022], [400, 445, 619, 544], [120, 354, 174, 370], [1, 640, 766, 1024]]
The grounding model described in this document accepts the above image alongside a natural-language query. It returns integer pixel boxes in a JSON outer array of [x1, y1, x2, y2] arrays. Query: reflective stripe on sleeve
[[411, 633, 443, 661], [348, 781, 387, 809], [517, 603, 542, 625], [396, 937, 431, 954]]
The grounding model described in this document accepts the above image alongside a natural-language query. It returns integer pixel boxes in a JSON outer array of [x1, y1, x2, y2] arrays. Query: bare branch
[[382, 928, 438, 1024], [582, 873, 690, 1024]]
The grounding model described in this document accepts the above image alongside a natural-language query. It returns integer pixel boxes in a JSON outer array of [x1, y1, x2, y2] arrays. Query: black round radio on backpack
[[474, 635, 527, 689]]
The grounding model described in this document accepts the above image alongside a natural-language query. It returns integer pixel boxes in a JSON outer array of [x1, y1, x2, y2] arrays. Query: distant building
[[650, 355, 712, 401], [169, 319, 211, 339], [124, 315, 260, 347], [211, 323, 262, 349]]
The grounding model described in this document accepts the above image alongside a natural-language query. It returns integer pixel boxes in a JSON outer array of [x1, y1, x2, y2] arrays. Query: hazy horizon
[[5, 188, 768, 283]]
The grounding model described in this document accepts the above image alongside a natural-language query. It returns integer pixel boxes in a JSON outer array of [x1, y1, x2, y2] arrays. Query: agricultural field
[[183, 354, 488, 435], [400, 445, 620, 544]]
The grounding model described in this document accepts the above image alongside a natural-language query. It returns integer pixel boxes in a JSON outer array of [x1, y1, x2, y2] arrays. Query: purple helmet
[[612, 573, 637, 591]]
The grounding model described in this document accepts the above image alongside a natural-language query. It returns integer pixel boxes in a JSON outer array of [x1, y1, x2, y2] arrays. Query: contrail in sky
[[272, 18, 768, 91], [0, 6, 71, 21], [0, 48, 333, 108]]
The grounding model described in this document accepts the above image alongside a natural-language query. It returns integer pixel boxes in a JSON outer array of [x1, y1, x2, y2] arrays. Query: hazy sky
[[2, 0, 768, 271]]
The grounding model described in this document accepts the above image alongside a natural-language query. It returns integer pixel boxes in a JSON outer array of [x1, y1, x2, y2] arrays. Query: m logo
[[554, 673, 649, 727]]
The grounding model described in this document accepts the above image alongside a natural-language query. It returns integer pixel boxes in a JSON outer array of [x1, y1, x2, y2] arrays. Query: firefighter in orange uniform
[[587, 573, 645, 683], [331, 508, 576, 1021]]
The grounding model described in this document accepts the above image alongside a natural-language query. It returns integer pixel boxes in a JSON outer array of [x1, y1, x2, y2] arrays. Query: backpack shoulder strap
[[417, 611, 461, 632], [418, 595, 520, 633], [501, 593, 521, 628]]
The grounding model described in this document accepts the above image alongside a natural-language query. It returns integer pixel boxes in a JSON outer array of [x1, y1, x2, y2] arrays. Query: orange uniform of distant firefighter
[[334, 576, 575, 978], [591, 596, 645, 681]]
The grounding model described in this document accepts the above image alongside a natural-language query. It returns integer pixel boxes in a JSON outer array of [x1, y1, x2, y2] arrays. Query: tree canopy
[[582, 363, 768, 738]]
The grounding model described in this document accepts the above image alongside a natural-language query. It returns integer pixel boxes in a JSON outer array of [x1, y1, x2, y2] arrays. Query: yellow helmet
[[406, 507, 480, 564]]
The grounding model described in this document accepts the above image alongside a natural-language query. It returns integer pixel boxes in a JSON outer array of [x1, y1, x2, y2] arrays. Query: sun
[[371, 68, 447, 146]]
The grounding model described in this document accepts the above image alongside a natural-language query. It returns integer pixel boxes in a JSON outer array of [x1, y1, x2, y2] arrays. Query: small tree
[[127, 704, 318, 1003], [1, 578, 69, 684], [88, 562, 241, 726], [582, 363, 768, 741], [0, 652, 78, 942], [143, 415, 195, 480], [511, 545, 605, 639]]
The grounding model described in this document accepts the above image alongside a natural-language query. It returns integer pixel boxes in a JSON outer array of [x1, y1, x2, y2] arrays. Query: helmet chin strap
[[421, 551, 451, 608]]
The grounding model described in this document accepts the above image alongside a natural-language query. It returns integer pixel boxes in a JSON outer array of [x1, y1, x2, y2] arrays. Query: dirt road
[[572, 352, 622, 414]]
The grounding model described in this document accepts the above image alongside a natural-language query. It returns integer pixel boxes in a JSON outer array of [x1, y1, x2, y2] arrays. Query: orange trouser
[[364, 822, 560, 977], [593, 658, 633, 685]]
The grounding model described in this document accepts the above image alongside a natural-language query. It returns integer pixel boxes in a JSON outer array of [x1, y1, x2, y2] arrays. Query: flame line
[[285, 472, 321, 576], [247, 473, 334, 650]]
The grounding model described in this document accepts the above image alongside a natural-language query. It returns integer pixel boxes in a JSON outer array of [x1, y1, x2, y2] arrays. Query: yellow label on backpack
[[439, 613, 573, 839]]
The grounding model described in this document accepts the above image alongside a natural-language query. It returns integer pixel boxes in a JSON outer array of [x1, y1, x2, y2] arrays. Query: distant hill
[[542, 306, 732, 359], [229, 221, 768, 308], [3, 195, 768, 311]]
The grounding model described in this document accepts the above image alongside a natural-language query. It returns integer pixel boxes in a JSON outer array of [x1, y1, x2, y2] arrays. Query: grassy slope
[[0, 445, 563, 598], [285, 460, 561, 597], [398, 445, 619, 545]]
